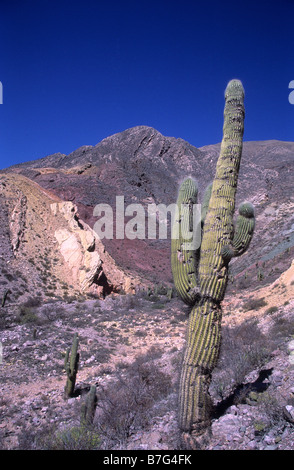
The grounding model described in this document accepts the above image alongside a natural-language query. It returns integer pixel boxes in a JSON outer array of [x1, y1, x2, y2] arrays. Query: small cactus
[[80, 385, 97, 426], [64, 333, 80, 398], [1, 289, 9, 308]]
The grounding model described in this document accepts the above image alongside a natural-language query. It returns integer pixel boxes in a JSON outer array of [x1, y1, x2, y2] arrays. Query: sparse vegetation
[[1, 266, 293, 450], [268, 315, 294, 344], [16, 297, 42, 324]]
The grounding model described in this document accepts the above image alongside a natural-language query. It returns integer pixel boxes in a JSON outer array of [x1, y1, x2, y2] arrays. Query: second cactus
[[171, 79, 255, 447], [80, 385, 97, 426], [64, 333, 80, 398]]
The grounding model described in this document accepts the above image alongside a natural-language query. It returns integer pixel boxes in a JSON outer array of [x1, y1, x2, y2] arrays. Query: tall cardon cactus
[[171, 79, 255, 447]]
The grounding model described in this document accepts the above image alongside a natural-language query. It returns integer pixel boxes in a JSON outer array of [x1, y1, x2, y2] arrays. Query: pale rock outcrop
[[51, 202, 102, 292], [9, 192, 27, 252], [50, 201, 138, 295]]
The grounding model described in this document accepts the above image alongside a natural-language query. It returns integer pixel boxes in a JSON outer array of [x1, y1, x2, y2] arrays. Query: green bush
[[40, 425, 100, 450], [16, 307, 39, 324], [265, 306, 279, 315]]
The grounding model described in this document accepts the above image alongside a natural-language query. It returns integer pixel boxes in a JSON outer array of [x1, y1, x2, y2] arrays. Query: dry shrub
[[96, 351, 172, 447], [210, 319, 272, 401], [242, 297, 267, 311], [267, 314, 294, 345]]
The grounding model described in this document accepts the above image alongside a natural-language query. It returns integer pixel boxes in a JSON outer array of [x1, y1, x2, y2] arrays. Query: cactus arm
[[231, 201, 255, 256], [220, 201, 255, 262], [171, 178, 200, 306]]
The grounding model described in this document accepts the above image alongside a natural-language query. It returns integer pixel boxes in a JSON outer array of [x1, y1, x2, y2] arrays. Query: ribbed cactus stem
[[179, 300, 221, 435], [199, 79, 245, 301], [64, 333, 80, 398], [200, 183, 212, 227], [172, 79, 255, 447]]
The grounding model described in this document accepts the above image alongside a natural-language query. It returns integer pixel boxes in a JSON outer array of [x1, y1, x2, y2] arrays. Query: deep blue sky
[[0, 0, 293, 169]]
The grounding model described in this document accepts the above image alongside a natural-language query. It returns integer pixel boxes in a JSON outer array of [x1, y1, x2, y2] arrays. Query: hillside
[[0, 126, 293, 450], [0, 260, 293, 450], [2, 126, 294, 293], [0, 172, 140, 308]]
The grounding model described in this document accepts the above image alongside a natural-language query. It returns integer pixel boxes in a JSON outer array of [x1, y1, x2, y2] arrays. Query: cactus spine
[[171, 79, 255, 447], [64, 333, 80, 398]]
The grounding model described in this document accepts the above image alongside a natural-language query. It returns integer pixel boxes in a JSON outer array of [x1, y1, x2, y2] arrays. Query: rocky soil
[[0, 260, 293, 450]]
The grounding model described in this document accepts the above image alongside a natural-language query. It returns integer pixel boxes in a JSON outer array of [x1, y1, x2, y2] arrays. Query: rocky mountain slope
[[2, 126, 294, 296], [0, 126, 293, 450], [0, 172, 139, 308]]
